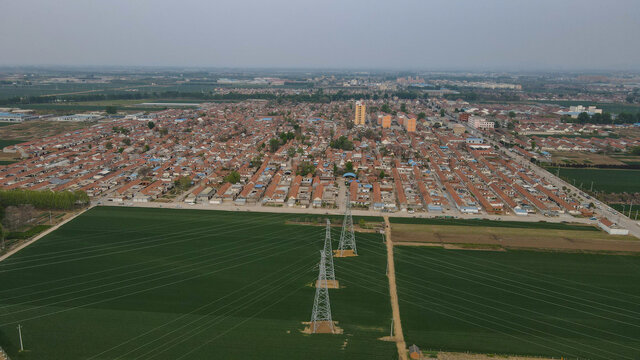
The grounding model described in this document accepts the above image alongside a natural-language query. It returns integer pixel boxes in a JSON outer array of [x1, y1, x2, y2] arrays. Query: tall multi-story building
[[396, 113, 416, 131], [354, 101, 366, 125], [405, 117, 416, 132], [377, 113, 392, 128]]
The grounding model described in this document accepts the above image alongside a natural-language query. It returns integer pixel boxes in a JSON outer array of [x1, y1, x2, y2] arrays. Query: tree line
[[0, 189, 90, 210], [0, 89, 431, 106], [563, 112, 640, 125]]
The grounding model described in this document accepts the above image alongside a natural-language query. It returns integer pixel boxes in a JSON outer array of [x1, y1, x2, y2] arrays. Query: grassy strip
[[389, 217, 598, 231], [6, 225, 52, 240]]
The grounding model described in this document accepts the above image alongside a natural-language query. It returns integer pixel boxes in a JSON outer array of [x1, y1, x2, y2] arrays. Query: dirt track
[[392, 223, 640, 253], [384, 216, 407, 360], [436, 352, 555, 360]]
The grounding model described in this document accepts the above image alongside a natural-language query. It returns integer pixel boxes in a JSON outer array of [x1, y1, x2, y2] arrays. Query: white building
[[598, 218, 629, 235], [468, 116, 495, 130], [0, 112, 34, 123], [569, 105, 602, 114], [54, 114, 102, 122]]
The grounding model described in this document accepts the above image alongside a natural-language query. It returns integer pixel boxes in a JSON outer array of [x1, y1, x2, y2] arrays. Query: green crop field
[[610, 203, 640, 219], [551, 167, 640, 193], [394, 246, 640, 359], [0, 139, 26, 149], [0, 207, 395, 360]]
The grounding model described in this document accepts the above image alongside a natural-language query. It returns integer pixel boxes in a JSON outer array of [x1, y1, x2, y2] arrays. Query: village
[[2, 96, 639, 229]]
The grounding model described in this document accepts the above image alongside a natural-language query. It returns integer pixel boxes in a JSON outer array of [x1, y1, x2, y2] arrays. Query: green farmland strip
[[551, 167, 640, 193], [395, 246, 640, 359], [0, 207, 394, 360]]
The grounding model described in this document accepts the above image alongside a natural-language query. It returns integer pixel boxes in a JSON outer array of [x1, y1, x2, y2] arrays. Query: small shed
[[409, 344, 421, 359]]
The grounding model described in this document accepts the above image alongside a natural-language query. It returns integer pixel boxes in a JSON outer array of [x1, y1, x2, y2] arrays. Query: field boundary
[[384, 216, 407, 360], [0, 205, 93, 263]]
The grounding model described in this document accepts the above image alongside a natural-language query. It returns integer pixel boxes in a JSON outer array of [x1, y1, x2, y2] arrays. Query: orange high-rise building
[[406, 117, 416, 132], [381, 114, 392, 128], [354, 101, 366, 125]]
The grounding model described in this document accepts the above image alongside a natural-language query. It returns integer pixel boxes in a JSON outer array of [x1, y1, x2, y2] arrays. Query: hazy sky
[[1, 0, 640, 70]]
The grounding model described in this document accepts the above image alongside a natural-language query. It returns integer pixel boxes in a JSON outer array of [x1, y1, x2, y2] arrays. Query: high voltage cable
[[337, 255, 640, 356], [88, 254, 315, 359], [335, 262, 616, 360], [0, 225, 324, 314], [0, 211, 293, 268], [0, 213, 308, 300], [0, 231, 321, 327]]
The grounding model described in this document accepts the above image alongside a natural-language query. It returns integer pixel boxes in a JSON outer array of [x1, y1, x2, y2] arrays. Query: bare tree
[[2, 205, 37, 231]]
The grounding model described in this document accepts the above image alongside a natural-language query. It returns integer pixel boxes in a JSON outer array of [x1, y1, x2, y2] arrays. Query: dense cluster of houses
[[0, 99, 601, 218]]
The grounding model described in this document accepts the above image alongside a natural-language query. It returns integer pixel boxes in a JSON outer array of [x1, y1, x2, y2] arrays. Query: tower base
[[333, 249, 357, 257], [316, 279, 340, 289], [302, 321, 343, 334]]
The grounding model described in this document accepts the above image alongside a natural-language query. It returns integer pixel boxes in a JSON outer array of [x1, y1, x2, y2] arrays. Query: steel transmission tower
[[323, 219, 336, 281], [338, 188, 357, 256], [310, 251, 335, 334]]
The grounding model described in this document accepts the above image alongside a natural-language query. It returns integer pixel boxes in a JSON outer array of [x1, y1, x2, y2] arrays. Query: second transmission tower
[[318, 219, 339, 288], [337, 187, 357, 257]]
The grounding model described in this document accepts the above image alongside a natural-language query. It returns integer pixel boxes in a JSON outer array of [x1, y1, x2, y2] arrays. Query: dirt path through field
[[384, 216, 407, 360]]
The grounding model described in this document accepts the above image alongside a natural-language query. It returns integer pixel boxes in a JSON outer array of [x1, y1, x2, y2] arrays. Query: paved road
[[98, 199, 599, 225]]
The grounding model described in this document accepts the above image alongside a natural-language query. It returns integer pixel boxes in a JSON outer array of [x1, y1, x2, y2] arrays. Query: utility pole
[[629, 201, 633, 218], [590, 181, 593, 192], [49, 211, 52, 225], [17, 324, 24, 351]]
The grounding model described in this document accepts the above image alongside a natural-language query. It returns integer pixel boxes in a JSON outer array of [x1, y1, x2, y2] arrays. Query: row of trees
[[0, 189, 90, 210], [0, 89, 432, 107], [563, 111, 640, 125], [444, 92, 521, 102]]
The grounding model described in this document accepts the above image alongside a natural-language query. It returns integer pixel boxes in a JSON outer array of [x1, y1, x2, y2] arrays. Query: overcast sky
[[1, 0, 639, 70]]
